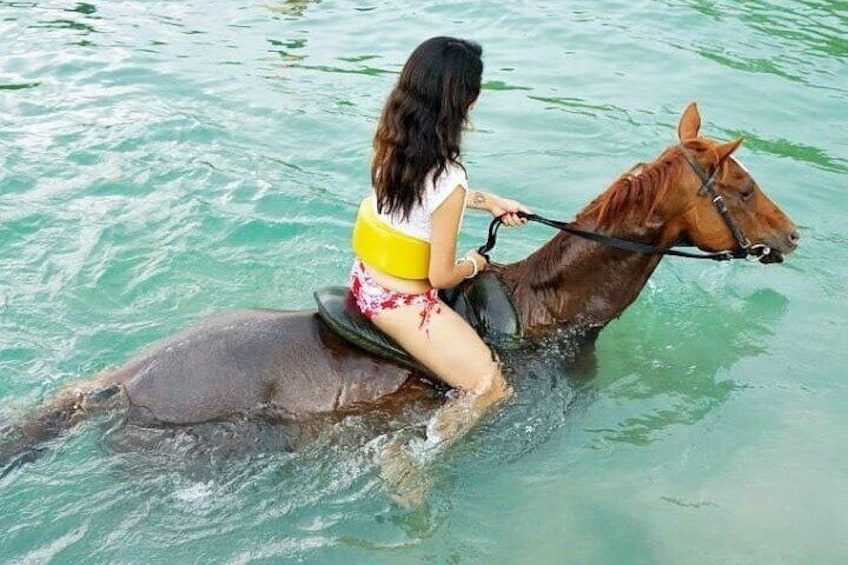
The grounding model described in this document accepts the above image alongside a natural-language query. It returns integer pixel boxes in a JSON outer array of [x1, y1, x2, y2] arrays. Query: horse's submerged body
[[1, 104, 799, 472], [104, 309, 414, 422]]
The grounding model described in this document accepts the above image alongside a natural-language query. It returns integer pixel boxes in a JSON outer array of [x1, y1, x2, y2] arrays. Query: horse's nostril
[[788, 230, 801, 246]]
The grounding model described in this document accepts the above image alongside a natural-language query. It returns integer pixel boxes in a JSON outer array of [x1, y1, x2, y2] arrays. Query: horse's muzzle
[[758, 229, 799, 263], [759, 249, 785, 264]]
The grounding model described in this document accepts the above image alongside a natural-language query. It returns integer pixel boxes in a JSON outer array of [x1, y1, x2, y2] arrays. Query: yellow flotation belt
[[351, 197, 430, 280]]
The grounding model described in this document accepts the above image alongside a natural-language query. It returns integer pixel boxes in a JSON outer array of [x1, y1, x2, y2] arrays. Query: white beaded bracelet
[[457, 255, 479, 279]]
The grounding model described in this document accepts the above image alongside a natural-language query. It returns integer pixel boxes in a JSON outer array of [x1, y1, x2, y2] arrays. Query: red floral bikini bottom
[[348, 259, 441, 333]]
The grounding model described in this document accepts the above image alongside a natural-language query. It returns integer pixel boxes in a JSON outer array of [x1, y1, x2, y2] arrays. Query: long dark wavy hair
[[372, 37, 483, 219]]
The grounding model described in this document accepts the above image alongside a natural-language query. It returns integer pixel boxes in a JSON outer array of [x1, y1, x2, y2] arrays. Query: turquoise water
[[1, 0, 846, 563]]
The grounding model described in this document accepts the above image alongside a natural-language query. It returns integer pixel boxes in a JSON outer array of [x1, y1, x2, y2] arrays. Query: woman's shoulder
[[433, 160, 468, 191], [424, 161, 468, 214]]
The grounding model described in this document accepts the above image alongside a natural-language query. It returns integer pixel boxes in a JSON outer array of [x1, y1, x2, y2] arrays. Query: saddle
[[314, 272, 522, 376]]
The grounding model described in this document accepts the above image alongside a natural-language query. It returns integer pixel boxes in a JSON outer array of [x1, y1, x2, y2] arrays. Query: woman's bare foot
[[377, 437, 431, 507]]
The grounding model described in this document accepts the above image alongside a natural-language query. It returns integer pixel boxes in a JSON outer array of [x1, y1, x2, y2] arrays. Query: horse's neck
[[496, 220, 665, 336]]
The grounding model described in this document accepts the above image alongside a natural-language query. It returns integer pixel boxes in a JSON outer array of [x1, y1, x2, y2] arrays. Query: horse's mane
[[505, 141, 715, 290], [576, 140, 727, 232], [505, 144, 688, 291], [577, 148, 678, 232]]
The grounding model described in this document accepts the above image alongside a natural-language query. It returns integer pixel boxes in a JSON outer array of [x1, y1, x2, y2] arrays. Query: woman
[[350, 36, 529, 447]]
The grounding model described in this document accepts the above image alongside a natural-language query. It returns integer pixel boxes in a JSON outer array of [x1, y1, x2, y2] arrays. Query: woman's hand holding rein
[[457, 189, 528, 280]]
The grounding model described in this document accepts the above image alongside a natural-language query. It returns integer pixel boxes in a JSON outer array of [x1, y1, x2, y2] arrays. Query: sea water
[[1, 1, 846, 563]]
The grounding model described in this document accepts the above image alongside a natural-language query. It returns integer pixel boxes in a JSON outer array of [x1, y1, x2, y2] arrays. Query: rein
[[478, 145, 771, 263]]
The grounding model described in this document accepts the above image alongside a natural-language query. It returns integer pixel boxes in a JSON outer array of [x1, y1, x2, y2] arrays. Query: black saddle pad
[[439, 271, 522, 339], [314, 272, 521, 376], [313, 287, 432, 376]]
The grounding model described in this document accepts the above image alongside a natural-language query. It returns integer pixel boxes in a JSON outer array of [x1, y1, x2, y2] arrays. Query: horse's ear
[[714, 137, 745, 164], [677, 102, 701, 141]]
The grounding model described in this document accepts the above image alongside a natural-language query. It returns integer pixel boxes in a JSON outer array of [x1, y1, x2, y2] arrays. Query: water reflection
[[668, 0, 847, 95], [527, 95, 642, 125], [286, 61, 394, 77], [67, 3, 96, 15], [266, 0, 322, 18], [267, 37, 308, 62], [737, 0, 847, 61], [694, 44, 805, 83], [678, 0, 847, 56], [0, 82, 40, 91], [30, 18, 97, 34], [483, 80, 532, 92], [0, 1, 37, 9], [265, 34, 394, 77], [739, 133, 848, 174], [588, 287, 790, 445]]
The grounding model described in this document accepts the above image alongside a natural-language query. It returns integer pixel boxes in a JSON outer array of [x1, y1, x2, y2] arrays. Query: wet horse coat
[[116, 309, 416, 423]]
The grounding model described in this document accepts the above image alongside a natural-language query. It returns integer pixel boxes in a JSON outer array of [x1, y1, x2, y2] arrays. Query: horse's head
[[666, 103, 799, 263]]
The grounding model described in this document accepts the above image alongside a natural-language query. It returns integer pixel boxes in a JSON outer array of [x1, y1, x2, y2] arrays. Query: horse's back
[[111, 309, 414, 424]]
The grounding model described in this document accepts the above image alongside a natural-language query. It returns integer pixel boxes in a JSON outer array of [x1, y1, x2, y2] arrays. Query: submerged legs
[[0, 379, 128, 477], [370, 299, 513, 504]]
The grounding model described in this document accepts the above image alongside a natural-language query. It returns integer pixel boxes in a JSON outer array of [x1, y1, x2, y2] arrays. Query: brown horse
[[0, 103, 798, 471]]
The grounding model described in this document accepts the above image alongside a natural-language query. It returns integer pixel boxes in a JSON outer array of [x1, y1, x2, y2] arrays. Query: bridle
[[478, 144, 771, 262], [678, 144, 771, 260]]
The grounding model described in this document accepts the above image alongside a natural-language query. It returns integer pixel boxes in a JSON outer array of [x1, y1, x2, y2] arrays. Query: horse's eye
[[740, 188, 754, 201]]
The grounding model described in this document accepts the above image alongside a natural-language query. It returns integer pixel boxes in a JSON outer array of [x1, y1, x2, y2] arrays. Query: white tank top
[[373, 162, 468, 241]]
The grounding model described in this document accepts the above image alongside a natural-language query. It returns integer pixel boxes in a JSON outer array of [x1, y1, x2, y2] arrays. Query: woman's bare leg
[[370, 299, 511, 504], [372, 300, 512, 447]]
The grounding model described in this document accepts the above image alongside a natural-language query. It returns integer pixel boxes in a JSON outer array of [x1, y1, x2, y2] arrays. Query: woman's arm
[[465, 190, 493, 212], [429, 185, 487, 289], [466, 190, 530, 226]]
